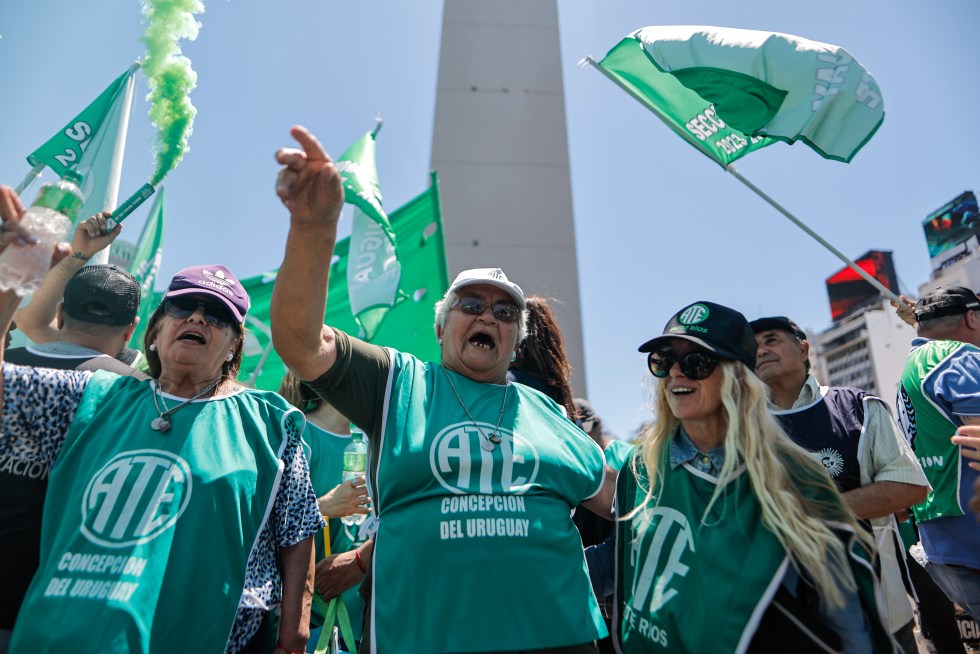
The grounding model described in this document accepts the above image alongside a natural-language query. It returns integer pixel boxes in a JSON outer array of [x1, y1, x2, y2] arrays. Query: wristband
[[355, 548, 367, 573], [276, 640, 303, 654]]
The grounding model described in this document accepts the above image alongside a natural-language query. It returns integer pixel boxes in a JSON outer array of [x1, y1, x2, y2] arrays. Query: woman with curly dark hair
[[508, 295, 576, 418]]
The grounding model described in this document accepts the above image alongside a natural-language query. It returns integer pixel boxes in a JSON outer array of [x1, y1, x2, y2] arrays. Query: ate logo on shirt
[[630, 507, 695, 613], [81, 449, 193, 548], [429, 421, 540, 495]]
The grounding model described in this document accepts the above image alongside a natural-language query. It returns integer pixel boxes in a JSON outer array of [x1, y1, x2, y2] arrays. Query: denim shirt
[[669, 426, 726, 476]]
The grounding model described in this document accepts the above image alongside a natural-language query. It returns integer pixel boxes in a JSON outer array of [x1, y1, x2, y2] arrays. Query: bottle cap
[[61, 170, 84, 187]]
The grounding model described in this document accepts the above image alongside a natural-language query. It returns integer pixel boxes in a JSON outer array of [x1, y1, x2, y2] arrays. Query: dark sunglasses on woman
[[648, 349, 720, 380], [164, 296, 235, 329], [451, 296, 521, 323]]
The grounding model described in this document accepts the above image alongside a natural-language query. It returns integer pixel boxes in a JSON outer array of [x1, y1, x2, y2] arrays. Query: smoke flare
[[140, 0, 204, 185]]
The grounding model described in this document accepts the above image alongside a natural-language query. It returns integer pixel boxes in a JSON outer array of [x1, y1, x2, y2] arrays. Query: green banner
[[26, 65, 138, 177], [239, 173, 448, 390], [595, 36, 774, 168], [336, 129, 402, 339], [595, 26, 885, 165], [336, 130, 394, 243], [127, 188, 166, 348]]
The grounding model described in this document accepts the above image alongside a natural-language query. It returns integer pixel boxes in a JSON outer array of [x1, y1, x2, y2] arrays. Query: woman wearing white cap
[[271, 126, 612, 653], [613, 300, 895, 653], [0, 183, 322, 654]]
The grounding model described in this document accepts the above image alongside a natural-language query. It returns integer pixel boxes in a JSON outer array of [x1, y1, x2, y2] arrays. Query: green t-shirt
[[11, 372, 299, 653], [307, 332, 608, 652], [615, 452, 788, 653]]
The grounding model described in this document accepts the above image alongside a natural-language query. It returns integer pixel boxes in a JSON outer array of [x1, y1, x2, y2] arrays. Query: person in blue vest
[[751, 315, 928, 653], [0, 184, 324, 654], [615, 301, 895, 653], [895, 286, 980, 621], [270, 125, 614, 654]]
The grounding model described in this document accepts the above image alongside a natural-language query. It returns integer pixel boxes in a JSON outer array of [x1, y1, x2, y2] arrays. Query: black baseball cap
[[638, 301, 757, 370], [63, 265, 141, 326], [914, 286, 980, 322], [750, 316, 807, 341]]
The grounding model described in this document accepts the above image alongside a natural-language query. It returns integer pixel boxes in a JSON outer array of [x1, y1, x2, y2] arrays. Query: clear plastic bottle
[[341, 431, 369, 526], [0, 170, 85, 296]]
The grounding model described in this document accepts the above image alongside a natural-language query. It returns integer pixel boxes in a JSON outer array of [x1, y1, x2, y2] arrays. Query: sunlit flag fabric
[[239, 173, 448, 391], [593, 26, 885, 165], [335, 127, 401, 340], [24, 64, 139, 179]]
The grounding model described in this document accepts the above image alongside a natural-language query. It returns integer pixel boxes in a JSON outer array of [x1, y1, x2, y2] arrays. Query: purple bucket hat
[[164, 264, 250, 323]]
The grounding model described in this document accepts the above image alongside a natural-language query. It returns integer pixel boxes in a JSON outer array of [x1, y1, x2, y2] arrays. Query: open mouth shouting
[[467, 330, 497, 351], [176, 328, 208, 345]]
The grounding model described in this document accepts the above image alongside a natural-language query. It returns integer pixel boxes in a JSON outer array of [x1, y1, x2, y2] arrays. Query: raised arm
[[14, 212, 122, 343], [271, 126, 346, 381]]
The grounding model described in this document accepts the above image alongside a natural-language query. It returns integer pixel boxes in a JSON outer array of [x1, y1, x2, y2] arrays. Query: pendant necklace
[[443, 367, 508, 452], [151, 377, 222, 432]]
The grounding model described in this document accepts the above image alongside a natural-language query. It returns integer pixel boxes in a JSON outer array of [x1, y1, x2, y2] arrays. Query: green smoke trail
[[141, 0, 205, 186]]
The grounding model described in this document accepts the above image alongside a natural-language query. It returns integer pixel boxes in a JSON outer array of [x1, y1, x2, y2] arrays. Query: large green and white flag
[[591, 26, 884, 165], [127, 187, 166, 347], [335, 126, 401, 339], [240, 174, 448, 390], [22, 63, 140, 184]]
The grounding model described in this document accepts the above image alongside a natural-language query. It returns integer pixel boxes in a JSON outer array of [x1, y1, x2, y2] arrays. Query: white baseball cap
[[448, 268, 526, 309]]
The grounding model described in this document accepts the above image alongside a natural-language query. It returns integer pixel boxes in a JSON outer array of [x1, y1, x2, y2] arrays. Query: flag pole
[[14, 163, 45, 196], [725, 164, 902, 303]]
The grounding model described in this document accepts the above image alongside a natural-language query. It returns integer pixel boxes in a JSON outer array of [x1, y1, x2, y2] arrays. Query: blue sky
[[1, 1, 978, 438]]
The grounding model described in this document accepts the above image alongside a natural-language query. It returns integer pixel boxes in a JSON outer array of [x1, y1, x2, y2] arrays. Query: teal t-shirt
[[301, 422, 365, 640], [11, 373, 298, 653], [369, 353, 608, 652]]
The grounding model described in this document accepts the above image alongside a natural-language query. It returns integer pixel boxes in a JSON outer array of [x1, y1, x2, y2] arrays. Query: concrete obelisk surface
[[431, 0, 588, 395]]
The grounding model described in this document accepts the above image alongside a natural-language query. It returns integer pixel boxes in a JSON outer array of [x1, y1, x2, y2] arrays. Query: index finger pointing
[[290, 125, 331, 164]]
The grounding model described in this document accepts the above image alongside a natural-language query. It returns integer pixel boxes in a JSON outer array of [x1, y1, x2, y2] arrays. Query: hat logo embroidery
[[202, 269, 235, 288], [488, 268, 504, 280], [678, 304, 709, 326]]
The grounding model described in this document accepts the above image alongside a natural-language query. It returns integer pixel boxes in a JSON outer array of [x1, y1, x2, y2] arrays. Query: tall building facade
[[810, 298, 916, 404], [430, 0, 587, 393]]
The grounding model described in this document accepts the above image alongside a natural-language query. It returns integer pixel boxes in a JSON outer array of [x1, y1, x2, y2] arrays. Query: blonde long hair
[[632, 360, 875, 609]]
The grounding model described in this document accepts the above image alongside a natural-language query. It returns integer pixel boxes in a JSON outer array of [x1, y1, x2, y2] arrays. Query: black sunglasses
[[648, 349, 720, 380], [451, 296, 521, 323], [164, 296, 235, 329]]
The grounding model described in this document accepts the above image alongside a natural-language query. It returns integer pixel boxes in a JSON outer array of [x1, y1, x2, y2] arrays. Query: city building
[[810, 297, 916, 404]]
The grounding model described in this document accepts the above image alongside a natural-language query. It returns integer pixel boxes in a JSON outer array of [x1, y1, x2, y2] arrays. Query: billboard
[[922, 191, 980, 259], [825, 250, 899, 321]]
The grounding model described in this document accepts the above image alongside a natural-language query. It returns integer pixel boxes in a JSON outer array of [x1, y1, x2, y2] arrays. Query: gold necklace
[[443, 367, 508, 452], [150, 377, 222, 432]]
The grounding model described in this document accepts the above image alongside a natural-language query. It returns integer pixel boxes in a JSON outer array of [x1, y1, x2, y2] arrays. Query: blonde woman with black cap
[[614, 301, 895, 653]]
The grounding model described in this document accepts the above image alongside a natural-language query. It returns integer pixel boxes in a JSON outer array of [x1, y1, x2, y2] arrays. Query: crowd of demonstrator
[[1, 125, 980, 654]]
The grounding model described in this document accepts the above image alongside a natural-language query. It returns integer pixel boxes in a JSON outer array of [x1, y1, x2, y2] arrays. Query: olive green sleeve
[[304, 328, 391, 442]]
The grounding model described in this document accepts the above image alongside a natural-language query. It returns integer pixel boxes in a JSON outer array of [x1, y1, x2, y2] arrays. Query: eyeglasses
[[647, 350, 720, 380], [163, 297, 235, 329], [451, 296, 521, 323]]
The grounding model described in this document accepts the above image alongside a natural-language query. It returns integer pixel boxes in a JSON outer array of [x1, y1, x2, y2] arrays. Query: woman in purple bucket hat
[[0, 199, 323, 654]]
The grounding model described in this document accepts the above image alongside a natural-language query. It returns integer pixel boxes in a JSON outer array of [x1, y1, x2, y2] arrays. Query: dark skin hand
[[314, 540, 373, 600]]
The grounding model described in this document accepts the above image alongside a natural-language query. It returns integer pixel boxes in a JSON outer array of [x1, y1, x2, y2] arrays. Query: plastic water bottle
[[0, 171, 84, 296], [341, 431, 368, 526]]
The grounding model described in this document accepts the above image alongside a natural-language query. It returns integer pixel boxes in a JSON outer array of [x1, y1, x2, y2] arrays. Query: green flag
[[593, 26, 884, 165], [26, 64, 139, 177], [239, 173, 448, 390], [336, 127, 401, 339], [127, 188, 166, 348]]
